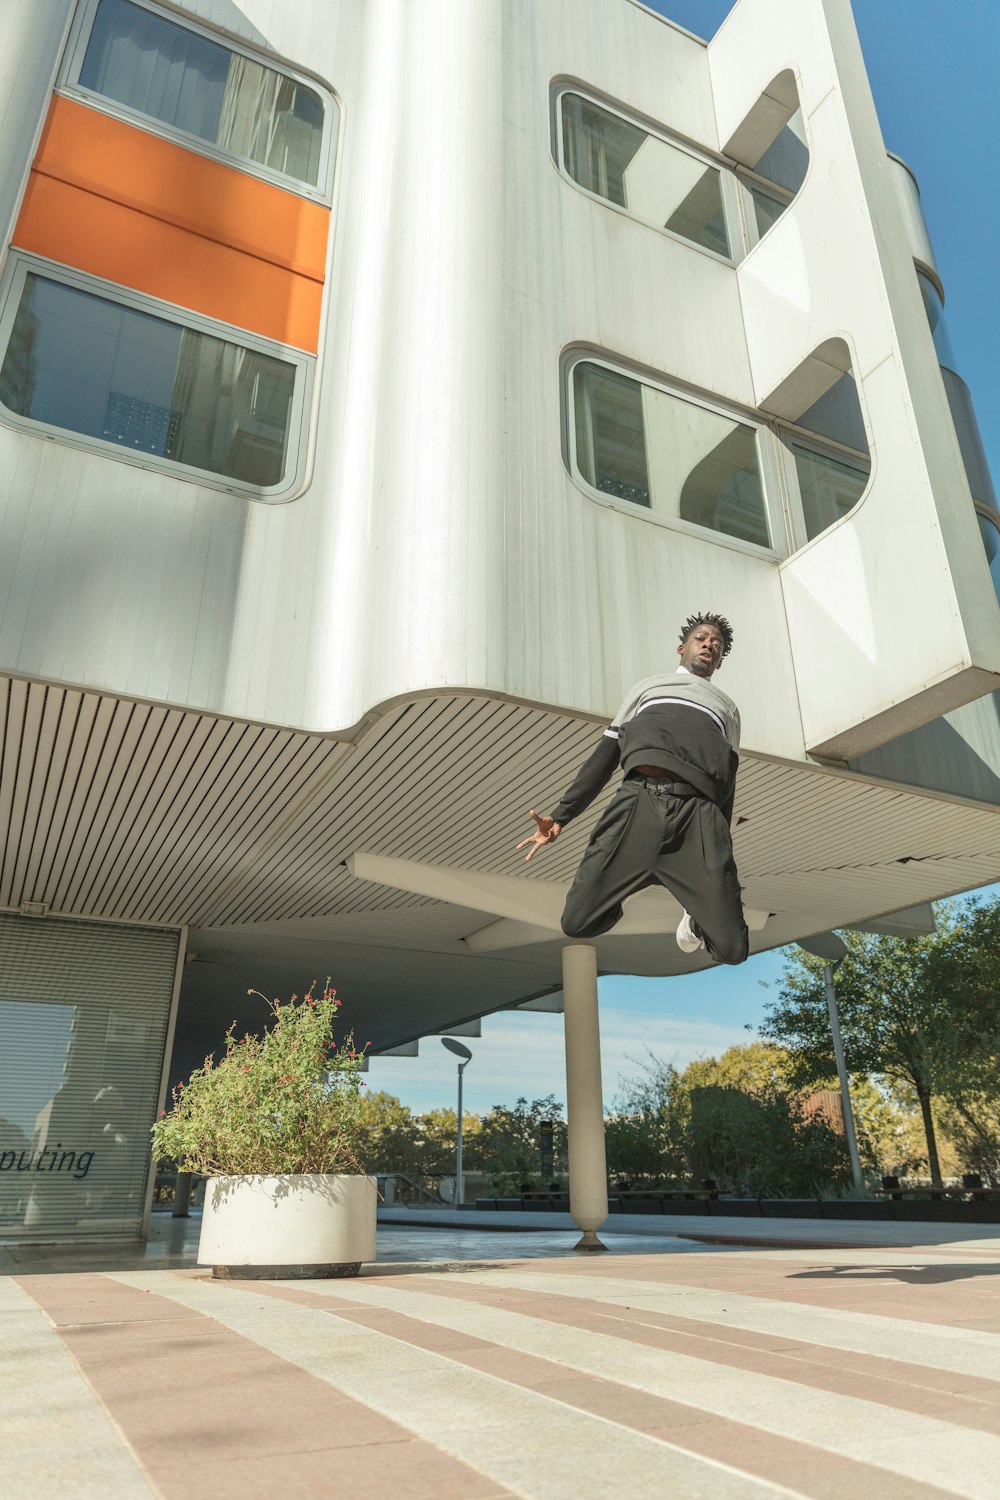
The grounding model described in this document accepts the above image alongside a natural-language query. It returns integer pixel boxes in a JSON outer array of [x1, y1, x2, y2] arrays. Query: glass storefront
[[0, 913, 179, 1241]]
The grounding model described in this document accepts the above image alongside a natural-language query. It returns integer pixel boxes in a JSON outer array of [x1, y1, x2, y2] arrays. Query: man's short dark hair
[[679, 612, 734, 658]]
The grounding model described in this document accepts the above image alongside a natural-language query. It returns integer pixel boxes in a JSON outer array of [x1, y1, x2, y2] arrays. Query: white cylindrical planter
[[198, 1173, 377, 1279], [562, 941, 608, 1251]]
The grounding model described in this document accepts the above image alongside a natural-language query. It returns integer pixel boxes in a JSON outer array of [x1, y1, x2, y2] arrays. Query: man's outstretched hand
[[517, 809, 561, 862]]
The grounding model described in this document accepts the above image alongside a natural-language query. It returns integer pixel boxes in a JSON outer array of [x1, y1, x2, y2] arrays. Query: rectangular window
[[572, 360, 770, 549], [740, 176, 791, 243], [560, 93, 731, 259], [573, 364, 650, 506], [0, 264, 307, 494], [68, 0, 331, 192]]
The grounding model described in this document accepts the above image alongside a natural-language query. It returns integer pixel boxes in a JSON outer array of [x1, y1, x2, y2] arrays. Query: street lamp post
[[797, 933, 864, 1193], [441, 1038, 473, 1205]]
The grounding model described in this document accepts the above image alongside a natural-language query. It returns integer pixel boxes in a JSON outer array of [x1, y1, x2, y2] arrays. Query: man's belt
[[627, 769, 699, 795]]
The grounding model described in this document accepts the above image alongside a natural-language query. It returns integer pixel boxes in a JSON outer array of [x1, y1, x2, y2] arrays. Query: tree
[[678, 1041, 795, 1093], [606, 1043, 850, 1194], [353, 1090, 423, 1176], [670, 1043, 849, 1196], [606, 1051, 687, 1183], [475, 1096, 566, 1191], [684, 1082, 850, 1197], [759, 901, 1000, 1187], [939, 1091, 1000, 1186], [417, 1107, 482, 1173]]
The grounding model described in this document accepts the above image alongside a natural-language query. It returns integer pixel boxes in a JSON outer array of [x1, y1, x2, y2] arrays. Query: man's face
[[677, 623, 725, 678]]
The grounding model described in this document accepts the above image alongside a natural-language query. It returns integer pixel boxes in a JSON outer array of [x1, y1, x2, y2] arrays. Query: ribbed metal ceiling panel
[[1, 677, 999, 955]]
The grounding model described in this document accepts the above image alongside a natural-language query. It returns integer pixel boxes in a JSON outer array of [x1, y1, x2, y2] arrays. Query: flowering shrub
[[151, 981, 369, 1176]]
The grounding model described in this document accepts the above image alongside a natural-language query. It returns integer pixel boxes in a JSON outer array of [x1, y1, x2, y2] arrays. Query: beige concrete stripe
[[236, 1274, 966, 1500], [1, 1278, 157, 1500], [382, 1272, 1000, 1431], [275, 1273, 1000, 1500], [109, 1269, 812, 1500], [522, 1250, 1000, 1330], [17, 1274, 514, 1500], [453, 1265, 1000, 1380]]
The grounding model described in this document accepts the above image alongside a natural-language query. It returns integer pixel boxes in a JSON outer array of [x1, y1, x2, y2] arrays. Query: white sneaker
[[676, 910, 706, 953]]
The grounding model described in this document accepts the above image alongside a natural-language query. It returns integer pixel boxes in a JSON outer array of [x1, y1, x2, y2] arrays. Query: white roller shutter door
[[0, 913, 180, 1242]]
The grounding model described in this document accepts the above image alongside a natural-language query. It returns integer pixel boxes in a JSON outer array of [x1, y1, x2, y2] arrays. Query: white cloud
[[365, 1004, 758, 1116]]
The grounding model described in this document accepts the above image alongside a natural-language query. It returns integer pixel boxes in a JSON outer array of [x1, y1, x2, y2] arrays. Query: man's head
[[676, 611, 733, 678]]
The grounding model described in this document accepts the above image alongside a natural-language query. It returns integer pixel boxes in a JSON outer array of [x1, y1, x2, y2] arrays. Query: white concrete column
[[562, 941, 608, 1251]]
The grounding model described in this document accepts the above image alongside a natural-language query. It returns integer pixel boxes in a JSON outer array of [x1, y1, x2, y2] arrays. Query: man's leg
[[560, 780, 659, 939], [653, 796, 748, 965]]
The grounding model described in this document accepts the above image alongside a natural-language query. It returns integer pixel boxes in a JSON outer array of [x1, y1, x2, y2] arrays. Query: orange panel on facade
[[14, 96, 328, 352], [15, 173, 323, 353]]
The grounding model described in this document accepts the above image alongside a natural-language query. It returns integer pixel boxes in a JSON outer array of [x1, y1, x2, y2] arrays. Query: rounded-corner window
[[556, 89, 734, 261], [62, 0, 337, 200], [771, 364, 871, 544], [0, 257, 312, 500], [732, 103, 809, 251], [790, 441, 870, 541], [569, 357, 772, 551]]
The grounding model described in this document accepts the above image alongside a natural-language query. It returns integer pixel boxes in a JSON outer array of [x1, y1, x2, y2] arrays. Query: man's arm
[[551, 735, 620, 825], [719, 747, 740, 826], [517, 734, 620, 862]]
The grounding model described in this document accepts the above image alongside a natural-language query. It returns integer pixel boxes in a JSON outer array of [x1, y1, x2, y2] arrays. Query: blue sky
[[365, 0, 1000, 1119]]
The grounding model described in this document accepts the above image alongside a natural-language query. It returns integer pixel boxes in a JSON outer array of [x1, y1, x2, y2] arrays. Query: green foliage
[[759, 899, 1000, 1184], [685, 1083, 849, 1197], [420, 1108, 482, 1172], [939, 1092, 1000, 1186], [680, 1041, 796, 1094], [607, 1043, 862, 1194], [151, 981, 368, 1177], [353, 1091, 424, 1176], [475, 1095, 567, 1191], [832, 1074, 928, 1177], [606, 1051, 687, 1182], [349, 1092, 566, 1191]]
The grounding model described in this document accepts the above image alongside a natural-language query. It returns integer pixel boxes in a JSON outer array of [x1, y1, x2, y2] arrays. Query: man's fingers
[[518, 811, 557, 862]]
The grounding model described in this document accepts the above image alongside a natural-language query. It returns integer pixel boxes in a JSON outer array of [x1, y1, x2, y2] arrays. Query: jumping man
[[517, 612, 748, 965]]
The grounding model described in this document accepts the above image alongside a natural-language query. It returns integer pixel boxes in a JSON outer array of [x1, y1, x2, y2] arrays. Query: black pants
[[560, 775, 748, 965]]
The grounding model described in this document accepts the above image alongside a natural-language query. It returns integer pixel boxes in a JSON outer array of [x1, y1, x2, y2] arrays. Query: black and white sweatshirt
[[550, 668, 741, 827]]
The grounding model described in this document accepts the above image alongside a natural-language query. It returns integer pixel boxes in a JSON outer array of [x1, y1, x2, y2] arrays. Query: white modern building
[[1, 0, 998, 1244]]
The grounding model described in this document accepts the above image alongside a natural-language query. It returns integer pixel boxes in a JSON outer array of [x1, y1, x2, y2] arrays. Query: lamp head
[[441, 1037, 473, 1063], [797, 931, 848, 965]]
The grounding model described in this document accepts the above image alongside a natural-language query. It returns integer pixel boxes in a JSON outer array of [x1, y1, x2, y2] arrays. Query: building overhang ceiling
[[2, 676, 998, 1053]]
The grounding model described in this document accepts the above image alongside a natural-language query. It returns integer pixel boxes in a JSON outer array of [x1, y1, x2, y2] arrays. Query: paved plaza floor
[[5, 1210, 1000, 1499]]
